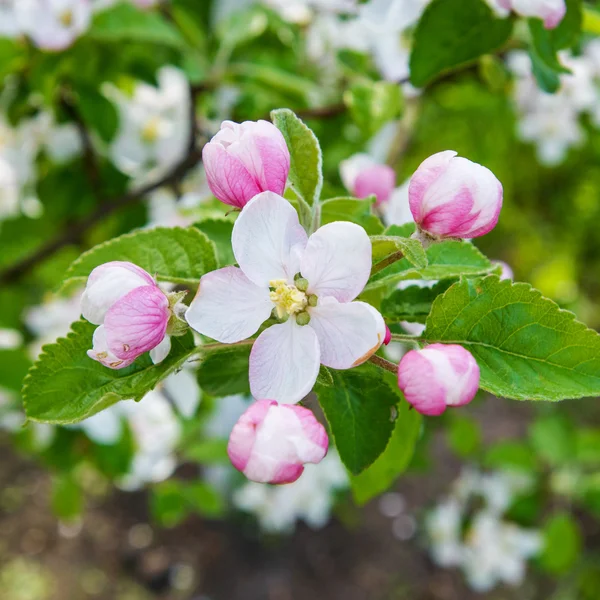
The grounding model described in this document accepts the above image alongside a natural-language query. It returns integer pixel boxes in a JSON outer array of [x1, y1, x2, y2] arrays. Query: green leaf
[[23, 320, 196, 425], [62, 227, 217, 290], [344, 81, 404, 136], [75, 84, 119, 143], [410, 0, 513, 87], [0, 39, 26, 80], [529, 49, 561, 94], [182, 439, 229, 465], [194, 218, 235, 267], [424, 276, 600, 401], [51, 474, 83, 522], [446, 414, 481, 458], [370, 235, 428, 270], [366, 240, 493, 291], [196, 346, 251, 397], [549, 0, 583, 50], [380, 281, 454, 323], [484, 441, 538, 471], [89, 3, 186, 48], [530, 415, 576, 465], [316, 364, 398, 475], [0, 349, 32, 393], [316, 365, 334, 387], [271, 108, 322, 206], [576, 429, 600, 465], [540, 513, 582, 575], [351, 397, 422, 505], [321, 197, 384, 235]]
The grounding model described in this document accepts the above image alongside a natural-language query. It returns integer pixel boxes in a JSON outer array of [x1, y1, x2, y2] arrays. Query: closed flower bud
[[202, 120, 290, 208], [227, 400, 329, 484], [340, 153, 396, 205], [81, 261, 173, 369], [383, 325, 391, 346], [409, 151, 503, 240], [397, 344, 480, 416]]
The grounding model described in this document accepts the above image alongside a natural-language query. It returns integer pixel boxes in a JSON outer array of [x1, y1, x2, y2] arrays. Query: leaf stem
[[390, 333, 423, 343], [199, 338, 256, 353], [368, 354, 398, 374], [370, 249, 406, 276]]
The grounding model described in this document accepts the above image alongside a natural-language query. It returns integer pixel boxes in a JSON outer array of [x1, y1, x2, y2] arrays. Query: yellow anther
[[59, 10, 73, 26], [269, 279, 307, 320]]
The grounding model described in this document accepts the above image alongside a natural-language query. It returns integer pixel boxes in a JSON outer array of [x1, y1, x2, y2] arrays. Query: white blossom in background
[[508, 46, 600, 166], [0, 1, 20, 39], [15, 0, 92, 51], [425, 468, 542, 592], [0, 157, 19, 220], [233, 450, 348, 533], [107, 66, 190, 183]]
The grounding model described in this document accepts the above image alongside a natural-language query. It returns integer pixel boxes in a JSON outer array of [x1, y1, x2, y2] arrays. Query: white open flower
[[186, 191, 386, 403]]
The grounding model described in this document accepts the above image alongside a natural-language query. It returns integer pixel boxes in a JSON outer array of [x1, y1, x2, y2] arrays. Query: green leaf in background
[[410, 0, 514, 88], [89, 3, 186, 48], [23, 321, 196, 425], [529, 49, 561, 94], [530, 415, 576, 465], [321, 197, 384, 235], [75, 84, 120, 143], [484, 440, 539, 472], [0, 349, 32, 394], [182, 439, 230, 465], [194, 218, 235, 267], [196, 346, 251, 397], [425, 276, 600, 401], [344, 81, 404, 137], [62, 227, 217, 291], [271, 108, 322, 206], [548, 0, 583, 50], [351, 395, 422, 505], [51, 474, 83, 522], [366, 241, 493, 291], [540, 512, 582, 575], [316, 363, 398, 475], [576, 429, 600, 465], [0, 39, 26, 80], [380, 280, 454, 323], [446, 414, 482, 458], [371, 235, 428, 269]]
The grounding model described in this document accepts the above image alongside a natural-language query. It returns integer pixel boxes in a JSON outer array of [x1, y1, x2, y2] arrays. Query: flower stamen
[[269, 279, 307, 320]]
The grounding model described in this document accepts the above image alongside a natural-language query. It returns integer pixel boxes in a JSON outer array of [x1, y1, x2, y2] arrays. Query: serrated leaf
[[321, 197, 384, 235], [344, 81, 404, 136], [194, 218, 235, 267], [366, 240, 493, 291], [316, 363, 398, 475], [271, 108, 322, 206], [196, 346, 250, 397], [23, 320, 196, 425], [371, 235, 428, 270], [410, 0, 513, 87], [351, 395, 421, 505], [89, 3, 186, 48], [62, 227, 217, 290], [424, 276, 600, 401], [381, 280, 454, 323]]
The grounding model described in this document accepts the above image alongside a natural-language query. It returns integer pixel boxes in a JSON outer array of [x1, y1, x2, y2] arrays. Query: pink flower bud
[[409, 151, 503, 239], [397, 344, 480, 416], [383, 325, 392, 345], [82, 261, 172, 369], [227, 400, 329, 484], [340, 154, 396, 205], [202, 120, 290, 209]]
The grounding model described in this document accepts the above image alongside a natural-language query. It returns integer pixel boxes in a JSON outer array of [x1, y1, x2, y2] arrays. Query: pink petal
[[87, 325, 136, 370], [104, 285, 170, 361], [354, 164, 396, 205]]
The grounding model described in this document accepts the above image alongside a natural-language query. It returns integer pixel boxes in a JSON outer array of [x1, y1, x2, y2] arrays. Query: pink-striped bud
[[202, 120, 290, 209], [409, 151, 503, 240], [496, 0, 566, 29], [397, 344, 480, 416], [82, 261, 172, 369], [384, 325, 392, 346], [227, 400, 329, 484], [340, 154, 396, 205]]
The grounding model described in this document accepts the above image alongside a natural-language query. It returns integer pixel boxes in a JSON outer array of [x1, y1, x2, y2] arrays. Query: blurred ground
[[0, 397, 549, 600]]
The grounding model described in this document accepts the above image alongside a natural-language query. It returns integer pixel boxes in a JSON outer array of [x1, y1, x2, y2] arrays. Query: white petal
[[150, 335, 171, 364], [80, 406, 123, 445], [162, 368, 201, 419], [249, 320, 320, 404], [308, 299, 386, 369], [301, 222, 372, 302], [186, 266, 273, 343], [232, 191, 308, 286]]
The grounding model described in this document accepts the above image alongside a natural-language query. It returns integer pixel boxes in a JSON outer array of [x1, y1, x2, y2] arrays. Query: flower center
[[141, 116, 162, 143], [269, 279, 307, 319], [59, 9, 73, 27]]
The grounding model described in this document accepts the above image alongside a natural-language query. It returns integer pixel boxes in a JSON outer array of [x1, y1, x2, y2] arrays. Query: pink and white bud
[[409, 151, 503, 239], [202, 120, 290, 209], [227, 400, 329, 484], [82, 261, 173, 369], [383, 325, 392, 346], [340, 153, 396, 205], [397, 344, 480, 416], [496, 0, 566, 29]]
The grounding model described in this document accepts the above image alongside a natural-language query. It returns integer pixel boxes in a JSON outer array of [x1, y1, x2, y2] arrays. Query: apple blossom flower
[[228, 400, 328, 484], [0, 1, 20, 38], [397, 343, 480, 416], [186, 191, 386, 403], [409, 150, 503, 240], [202, 120, 290, 209], [340, 153, 396, 205], [81, 261, 186, 369], [16, 0, 92, 51], [487, 0, 565, 29], [0, 158, 19, 221]]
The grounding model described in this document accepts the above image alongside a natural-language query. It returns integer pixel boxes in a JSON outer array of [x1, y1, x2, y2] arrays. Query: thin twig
[[369, 354, 398, 374], [370, 249, 406, 276]]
